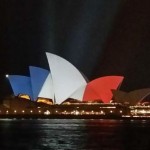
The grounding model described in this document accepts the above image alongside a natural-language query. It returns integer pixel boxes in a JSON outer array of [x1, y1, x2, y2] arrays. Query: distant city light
[[5, 74, 9, 78], [75, 110, 79, 115], [44, 110, 50, 115]]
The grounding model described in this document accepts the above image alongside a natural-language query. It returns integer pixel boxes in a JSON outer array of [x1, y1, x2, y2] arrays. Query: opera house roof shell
[[112, 88, 150, 105], [7, 52, 124, 104]]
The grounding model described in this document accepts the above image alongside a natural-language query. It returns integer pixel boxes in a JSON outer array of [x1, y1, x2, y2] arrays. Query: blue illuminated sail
[[8, 75, 33, 99], [29, 66, 49, 101]]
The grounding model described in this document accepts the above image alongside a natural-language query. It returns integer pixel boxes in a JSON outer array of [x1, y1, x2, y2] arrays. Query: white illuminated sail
[[70, 84, 87, 100], [38, 73, 54, 100], [46, 52, 87, 104]]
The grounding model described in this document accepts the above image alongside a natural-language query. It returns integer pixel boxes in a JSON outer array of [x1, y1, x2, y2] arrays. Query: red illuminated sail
[[83, 76, 124, 103]]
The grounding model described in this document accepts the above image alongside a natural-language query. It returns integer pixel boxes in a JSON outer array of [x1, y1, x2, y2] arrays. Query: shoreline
[[0, 114, 150, 120]]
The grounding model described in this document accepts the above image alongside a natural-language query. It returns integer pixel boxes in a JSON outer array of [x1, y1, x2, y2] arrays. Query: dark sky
[[1, 0, 150, 99]]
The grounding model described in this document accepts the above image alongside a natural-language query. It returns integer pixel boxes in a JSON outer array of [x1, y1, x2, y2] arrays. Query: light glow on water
[[0, 119, 149, 150]]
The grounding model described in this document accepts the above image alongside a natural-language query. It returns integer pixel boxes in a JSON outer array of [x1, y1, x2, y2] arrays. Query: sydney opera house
[[1, 52, 150, 118]]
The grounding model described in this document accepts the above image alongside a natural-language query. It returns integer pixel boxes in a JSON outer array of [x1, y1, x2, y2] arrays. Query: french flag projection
[[83, 76, 124, 103], [45, 52, 87, 104], [7, 75, 33, 100], [7, 52, 124, 104], [29, 66, 50, 101]]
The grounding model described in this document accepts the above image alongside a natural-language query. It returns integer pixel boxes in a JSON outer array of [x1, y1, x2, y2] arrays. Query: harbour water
[[0, 119, 150, 150]]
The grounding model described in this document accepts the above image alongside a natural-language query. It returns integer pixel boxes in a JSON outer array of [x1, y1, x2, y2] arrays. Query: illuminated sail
[[46, 52, 87, 104], [38, 73, 54, 101], [70, 84, 87, 100], [7, 75, 33, 99], [83, 76, 124, 103], [29, 66, 49, 101]]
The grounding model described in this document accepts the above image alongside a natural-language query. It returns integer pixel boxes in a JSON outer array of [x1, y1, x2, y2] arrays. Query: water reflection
[[0, 119, 149, 150]]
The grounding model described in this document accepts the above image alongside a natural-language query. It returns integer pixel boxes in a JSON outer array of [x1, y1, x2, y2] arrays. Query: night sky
[[1, 0, 150, 99]]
